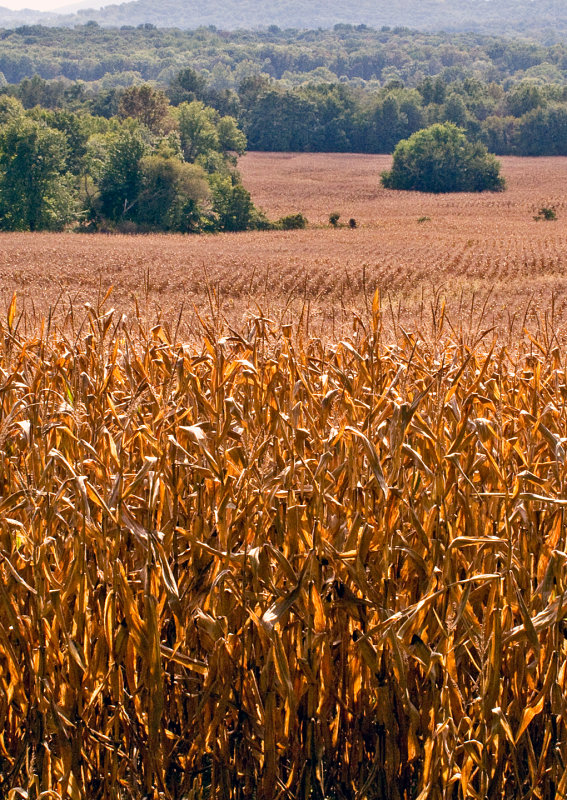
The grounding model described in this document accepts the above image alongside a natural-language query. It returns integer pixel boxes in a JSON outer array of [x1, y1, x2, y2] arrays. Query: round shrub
[[278, 212, 308, 230], [381, 122, 505, 193]]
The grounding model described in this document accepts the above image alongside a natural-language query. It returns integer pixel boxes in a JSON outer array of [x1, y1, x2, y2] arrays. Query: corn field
[[1, 293, 567, 800]]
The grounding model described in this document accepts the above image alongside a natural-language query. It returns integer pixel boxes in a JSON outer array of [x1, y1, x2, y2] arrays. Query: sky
[[0, 0, 120, 11]]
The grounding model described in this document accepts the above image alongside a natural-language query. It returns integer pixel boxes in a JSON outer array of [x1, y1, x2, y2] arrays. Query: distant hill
[[0, 0, 107, 27], [0, 0, 564, 39]]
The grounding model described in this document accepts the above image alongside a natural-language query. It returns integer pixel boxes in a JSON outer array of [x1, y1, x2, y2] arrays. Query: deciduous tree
[[0, 116, 76, 230], [381, 122, 505, 193]]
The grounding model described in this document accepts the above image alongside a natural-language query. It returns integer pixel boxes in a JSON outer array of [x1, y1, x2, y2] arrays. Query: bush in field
[[381, 122, 505, 193], [277, 212, 308, 229], [534, 205, 557, 221]]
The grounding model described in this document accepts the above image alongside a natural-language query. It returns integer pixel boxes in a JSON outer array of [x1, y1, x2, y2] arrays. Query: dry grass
[[1, 294, 567, 799], [0, 154, 566, 339]]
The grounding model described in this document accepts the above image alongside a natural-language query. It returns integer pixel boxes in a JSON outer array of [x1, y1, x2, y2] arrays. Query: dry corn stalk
[[0, 295, 566, 800]]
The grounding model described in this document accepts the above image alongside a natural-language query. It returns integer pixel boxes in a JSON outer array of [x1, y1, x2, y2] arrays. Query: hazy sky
[[1, 0, 119, 10]]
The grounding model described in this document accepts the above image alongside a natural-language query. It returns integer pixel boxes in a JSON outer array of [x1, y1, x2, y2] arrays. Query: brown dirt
[[2, 153, 567, 339]]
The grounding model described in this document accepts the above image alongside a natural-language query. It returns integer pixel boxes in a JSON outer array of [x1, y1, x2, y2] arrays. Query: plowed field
[[2, 153, 566, 338]]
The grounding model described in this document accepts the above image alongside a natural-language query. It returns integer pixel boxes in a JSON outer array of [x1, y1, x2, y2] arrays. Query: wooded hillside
[[0, 0, 564, 38]]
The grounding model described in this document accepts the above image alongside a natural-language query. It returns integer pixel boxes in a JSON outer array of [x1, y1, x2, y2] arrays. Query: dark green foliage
[[534, 206, 557, 221], [381, 123, 505, 193], [277, 212, 308, 230], [479, 115, 518, 156], [244, 89, 317, 152], [167, 67, 207, 106], [443, 94, 469, 127], [0, 80, 263, 233], [17, 75, 65, 109], [0, 24, 564, 103], [329, 212, 340, 227], [506, 82, 546, 117], [90, 109, 259, 232], [0, 24, 566, 157], [0, 115, 76, 230], [97, 128, 148, 222], [0, 24, 566, 232], [210, 176, 256, 232], [516, 105, 567, 156], [135, 156, 209, 231]]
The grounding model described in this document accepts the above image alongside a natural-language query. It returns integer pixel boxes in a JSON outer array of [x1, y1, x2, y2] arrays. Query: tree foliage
[[177, 101, 220, 163], [0, 24, 566, 158], [97, 127, 148, 222], [0, 115, 76, 230], [130, 155, 209, 231], [118, 85, 171, 133], [381, 122, 505, 193], [0, 85, 261, 232], [0, 22, 566, 229], [210, 175, 257, 232], [0, 25, 565, 95]]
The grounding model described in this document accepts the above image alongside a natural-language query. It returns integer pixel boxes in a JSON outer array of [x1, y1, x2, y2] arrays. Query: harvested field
[[1, 153, 566, 338]]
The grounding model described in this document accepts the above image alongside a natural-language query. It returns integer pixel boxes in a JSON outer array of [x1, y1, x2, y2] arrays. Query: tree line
[[0, 24, 564, 89], [0, 89, 270, 232], [5, 68, 565, 159], [237, 75, 567, 156], [0, 24, 565, 160]]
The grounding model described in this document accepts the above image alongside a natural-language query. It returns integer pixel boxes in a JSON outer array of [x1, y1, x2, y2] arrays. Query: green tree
[[135, 155, 210, 231], [34, 109, 89, 174], [506, 82, 546, 118], [177, 101, 219, 163], [210, 175, 255, 231], [0, 116, 76, 230], [379, 95, 403, 152], [516, 105, 567, 156], [418, 76, 447, 105], [168, 67, 207, 106], [16, 75, 65, 110], [480, 115, 518, 155], [302, 83, 356, 152], [244, 88, 316, 151], [118, 85, 171, 133], [381, 122, 505, 193], [442, 93, 469, 127], [216, 115, 246, 157], [97, 127, 147, 221], [0, 95, 24, 125]]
